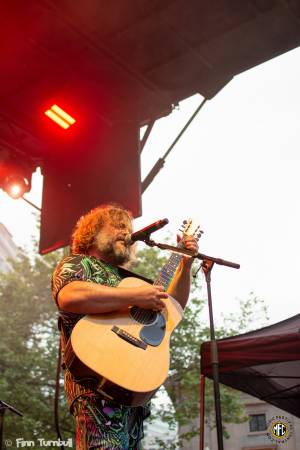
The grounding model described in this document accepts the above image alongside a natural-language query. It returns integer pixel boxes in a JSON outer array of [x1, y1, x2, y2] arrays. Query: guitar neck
[[153, 248, 183, 290], [152, 218, 201, 290]]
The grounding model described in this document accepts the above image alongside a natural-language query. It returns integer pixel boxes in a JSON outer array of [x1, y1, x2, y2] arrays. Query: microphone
[[126, 218, 169, 244]]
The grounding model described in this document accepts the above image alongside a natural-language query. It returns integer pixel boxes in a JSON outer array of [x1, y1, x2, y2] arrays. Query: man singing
[[52, 203, 198, 450]]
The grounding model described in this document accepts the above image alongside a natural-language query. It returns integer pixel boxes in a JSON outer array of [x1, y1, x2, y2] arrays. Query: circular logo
[[271, 421, 288, 439], [267, 416, 293, 444]]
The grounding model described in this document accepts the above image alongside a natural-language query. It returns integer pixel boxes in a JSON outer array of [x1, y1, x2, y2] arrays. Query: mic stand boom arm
[[143, 237, 240, 450], [143, 238, 240, 270]]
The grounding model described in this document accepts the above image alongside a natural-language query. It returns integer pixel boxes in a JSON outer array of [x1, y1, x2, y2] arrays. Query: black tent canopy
[[201, 314, 300, 417]]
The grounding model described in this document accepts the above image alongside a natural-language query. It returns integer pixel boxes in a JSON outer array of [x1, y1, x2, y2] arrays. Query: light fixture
[[44, 104, 76, 129], [2, 174, 31, 199]]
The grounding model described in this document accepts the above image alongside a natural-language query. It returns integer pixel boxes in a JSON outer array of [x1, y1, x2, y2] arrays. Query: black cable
[[54, 339, 65, 450]]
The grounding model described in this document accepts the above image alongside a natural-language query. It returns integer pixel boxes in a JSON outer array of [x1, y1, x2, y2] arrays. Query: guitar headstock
[[179, 218, 203, 241]]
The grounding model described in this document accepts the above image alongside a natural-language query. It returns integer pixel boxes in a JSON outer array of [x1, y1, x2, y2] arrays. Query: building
[[205, 394, 300, 450], [142, 393, 178, 450], [143, 417, 177, 450], [178, 393, 300, 450], [0, 223, 18, 272]]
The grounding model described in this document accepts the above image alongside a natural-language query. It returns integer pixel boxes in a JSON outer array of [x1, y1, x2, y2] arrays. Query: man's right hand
[[131, 285, 168, 311]]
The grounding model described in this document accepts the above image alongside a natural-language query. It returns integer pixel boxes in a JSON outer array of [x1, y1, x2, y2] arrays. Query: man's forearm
[[57, 280, 168, 314], [57, 281, 135, 314]]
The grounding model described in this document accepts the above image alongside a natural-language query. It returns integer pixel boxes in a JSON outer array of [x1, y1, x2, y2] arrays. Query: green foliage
[[133, 246, 168, 280], [0, 241, 268, 449], [0, 248, 75, 442], [135, 247, 268, 449]]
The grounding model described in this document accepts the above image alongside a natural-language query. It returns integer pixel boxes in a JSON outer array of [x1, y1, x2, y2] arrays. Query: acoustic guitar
[[64, 219, 201, 406]]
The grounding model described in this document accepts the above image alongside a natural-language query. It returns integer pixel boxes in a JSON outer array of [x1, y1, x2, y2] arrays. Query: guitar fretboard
[[153, 249, 183, 289]]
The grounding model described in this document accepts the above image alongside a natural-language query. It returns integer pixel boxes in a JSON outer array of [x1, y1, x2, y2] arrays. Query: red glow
[[9, 184, 23, 199], [51, 105, 76, 124], [3, 175, 30, 199], [44, 104, 76, 129]]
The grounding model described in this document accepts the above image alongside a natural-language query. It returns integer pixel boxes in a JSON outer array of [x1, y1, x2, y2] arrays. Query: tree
[[134, 246, 269, 449], [0, 242, 268, 449], [0, 248, 74, 444]]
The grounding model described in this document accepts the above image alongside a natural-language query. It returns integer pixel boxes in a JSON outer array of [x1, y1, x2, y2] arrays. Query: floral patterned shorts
[[72, 395, 146, 450]]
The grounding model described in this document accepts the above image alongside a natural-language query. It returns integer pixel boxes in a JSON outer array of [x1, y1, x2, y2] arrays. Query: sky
[[1, 45, 300, 328]]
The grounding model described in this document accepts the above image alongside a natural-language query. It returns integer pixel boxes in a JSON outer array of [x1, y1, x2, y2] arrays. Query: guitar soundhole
[[130, 306, 158, 325]]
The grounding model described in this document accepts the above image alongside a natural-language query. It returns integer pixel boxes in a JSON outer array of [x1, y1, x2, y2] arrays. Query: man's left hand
[[177, 235, 199, 267]]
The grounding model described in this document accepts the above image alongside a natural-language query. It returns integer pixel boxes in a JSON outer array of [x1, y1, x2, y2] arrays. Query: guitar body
[[66, 277, 183, 406]]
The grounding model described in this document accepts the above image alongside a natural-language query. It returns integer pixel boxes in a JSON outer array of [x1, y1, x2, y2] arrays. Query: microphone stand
[[142, 236, 240, 450], [0, 400, 23, 450]]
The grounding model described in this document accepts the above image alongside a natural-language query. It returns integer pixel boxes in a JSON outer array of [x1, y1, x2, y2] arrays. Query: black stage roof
[[1, 1, 300, 252]]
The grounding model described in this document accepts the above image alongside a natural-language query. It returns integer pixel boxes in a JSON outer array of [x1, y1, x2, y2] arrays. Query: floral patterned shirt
[[51, 254, 150, 422]]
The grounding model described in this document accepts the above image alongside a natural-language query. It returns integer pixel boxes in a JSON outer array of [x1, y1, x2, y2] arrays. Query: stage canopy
[[1, 1, 300, 252], [201, 314, 300, 418]]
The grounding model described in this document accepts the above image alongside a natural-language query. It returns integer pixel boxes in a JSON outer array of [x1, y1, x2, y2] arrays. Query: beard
[[94, 233, 131, 265]]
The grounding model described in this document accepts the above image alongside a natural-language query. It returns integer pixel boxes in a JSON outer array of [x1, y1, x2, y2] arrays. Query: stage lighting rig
[[0, 156, 35, 200], [44, 104, 76, 129], [2, 173, 31, 199]]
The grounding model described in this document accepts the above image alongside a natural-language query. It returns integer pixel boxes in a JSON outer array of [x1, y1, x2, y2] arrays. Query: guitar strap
[[116, 266, 153, 284], [57, 316, 68, 369]]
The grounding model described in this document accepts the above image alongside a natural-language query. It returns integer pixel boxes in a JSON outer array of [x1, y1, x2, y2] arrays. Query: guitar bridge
[[112, 326, 147, 350]]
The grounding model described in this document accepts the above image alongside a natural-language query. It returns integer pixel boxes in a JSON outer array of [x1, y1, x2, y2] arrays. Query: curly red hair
[[71, 203, 132, 254]]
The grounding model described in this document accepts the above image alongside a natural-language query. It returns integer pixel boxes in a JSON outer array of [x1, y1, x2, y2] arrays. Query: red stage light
[[3, 174, 31, 199], [44, 104, 76, 129], [9, 184, 23, 199]]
